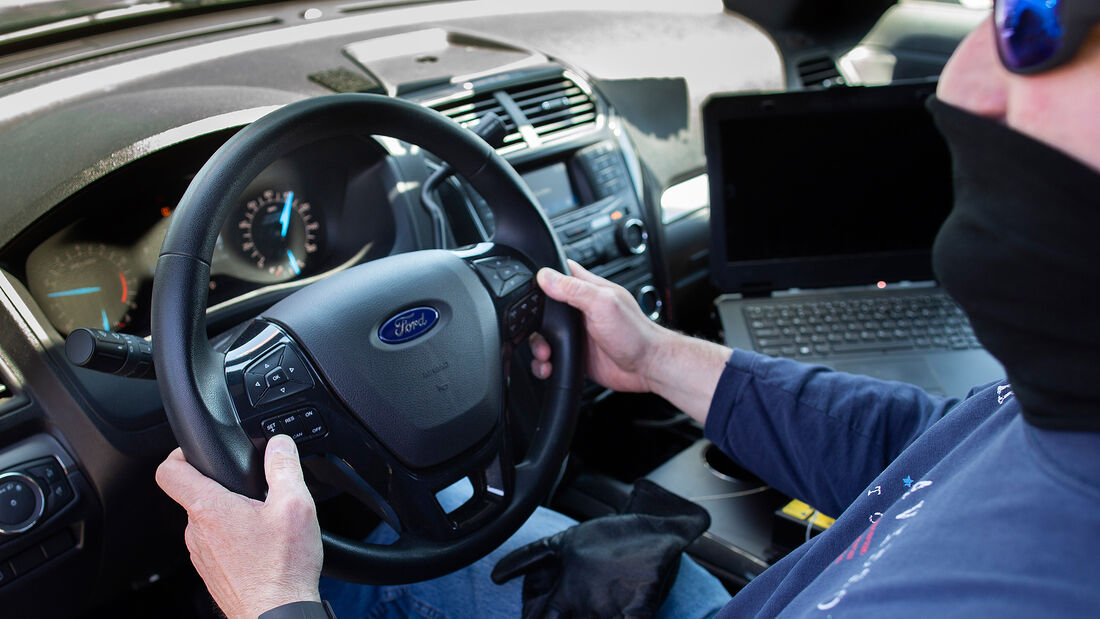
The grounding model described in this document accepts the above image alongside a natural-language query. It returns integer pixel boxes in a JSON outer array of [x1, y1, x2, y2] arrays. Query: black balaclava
[[927, 97, 1100, 432]]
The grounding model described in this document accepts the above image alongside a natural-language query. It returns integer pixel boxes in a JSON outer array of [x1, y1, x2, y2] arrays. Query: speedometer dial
[[30, 244, 137, 334], [235, 189, 321, 279]]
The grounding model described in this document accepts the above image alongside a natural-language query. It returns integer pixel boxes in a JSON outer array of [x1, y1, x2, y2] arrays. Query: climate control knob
[[617, 218, 647, 256], [0, 472, 45, 534]]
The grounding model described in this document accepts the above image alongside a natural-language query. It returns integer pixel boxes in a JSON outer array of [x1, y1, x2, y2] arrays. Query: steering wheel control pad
[[260, 250, 501, 470], [243, 345, 314, 406]]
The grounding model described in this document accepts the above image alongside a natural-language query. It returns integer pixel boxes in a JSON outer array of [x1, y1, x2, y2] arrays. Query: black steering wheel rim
[[152, 94, 584, 583]]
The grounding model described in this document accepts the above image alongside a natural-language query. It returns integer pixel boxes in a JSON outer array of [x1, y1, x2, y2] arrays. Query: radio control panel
[[520, 139, 660, 321]]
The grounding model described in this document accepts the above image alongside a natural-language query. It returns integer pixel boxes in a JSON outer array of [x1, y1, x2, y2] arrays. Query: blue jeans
[[319, 504, 732, 618]]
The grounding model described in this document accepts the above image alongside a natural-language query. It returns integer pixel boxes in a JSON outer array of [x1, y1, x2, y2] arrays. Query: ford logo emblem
[[379, 306, 439, 344]]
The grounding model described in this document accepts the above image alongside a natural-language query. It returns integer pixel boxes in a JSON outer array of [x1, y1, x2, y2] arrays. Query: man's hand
[[155, 436, 323, 619], [531, 260, 731, 423], [530, 260, 669, 393]]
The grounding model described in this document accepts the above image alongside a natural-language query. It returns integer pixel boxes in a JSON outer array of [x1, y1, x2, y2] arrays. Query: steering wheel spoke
[[454, 242, 547, 346]]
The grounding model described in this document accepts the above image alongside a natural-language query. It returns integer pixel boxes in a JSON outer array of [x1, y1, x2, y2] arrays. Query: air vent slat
[[519, 93, 590, 116], [796, 56, 844, 88], [510, 75, 596, 142], [423, 71, 597, 152], [508, 79, 575, 101], [523, 102, 595, 126], [512, 86, 582, 108], [532, 112, 598, 136]]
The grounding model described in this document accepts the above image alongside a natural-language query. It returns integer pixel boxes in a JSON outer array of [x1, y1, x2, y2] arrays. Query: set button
[[261, 408, 327, 443], [244, 345, 314, 407]]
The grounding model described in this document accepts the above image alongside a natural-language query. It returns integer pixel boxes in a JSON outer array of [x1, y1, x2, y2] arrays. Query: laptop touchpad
[[832, 358, 945, 396]]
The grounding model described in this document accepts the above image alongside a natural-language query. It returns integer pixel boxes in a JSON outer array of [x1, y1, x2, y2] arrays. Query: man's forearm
[[641, 330, 732, 424]]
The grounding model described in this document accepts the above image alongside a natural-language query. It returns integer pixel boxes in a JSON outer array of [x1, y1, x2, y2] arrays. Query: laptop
[[703, 82, 1003, 398]]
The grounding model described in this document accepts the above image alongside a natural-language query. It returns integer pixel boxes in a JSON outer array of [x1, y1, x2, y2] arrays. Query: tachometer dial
[[235, 189, 320, 279], [31, 244, 137, 334]]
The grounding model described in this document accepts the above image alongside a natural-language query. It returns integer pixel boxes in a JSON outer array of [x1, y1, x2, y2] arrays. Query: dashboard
[[0, 0, 975, 615]]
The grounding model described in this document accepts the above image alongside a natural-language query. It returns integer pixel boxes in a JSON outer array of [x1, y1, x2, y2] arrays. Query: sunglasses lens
[[996, 0, 1065, 71]]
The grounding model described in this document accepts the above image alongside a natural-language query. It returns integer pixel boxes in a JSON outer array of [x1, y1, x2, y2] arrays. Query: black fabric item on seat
[[491, 479, 710, 618]]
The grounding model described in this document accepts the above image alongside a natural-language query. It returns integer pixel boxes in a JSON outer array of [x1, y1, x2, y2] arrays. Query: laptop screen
[[704, 82, 954, 293]]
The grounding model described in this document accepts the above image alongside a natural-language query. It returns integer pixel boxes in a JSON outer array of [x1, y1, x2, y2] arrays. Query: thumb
[[264, 435, 307, 501], [537, 268, 599, 312]]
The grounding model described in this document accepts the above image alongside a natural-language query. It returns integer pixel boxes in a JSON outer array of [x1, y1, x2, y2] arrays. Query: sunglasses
[[994, 0, 1100, 73]]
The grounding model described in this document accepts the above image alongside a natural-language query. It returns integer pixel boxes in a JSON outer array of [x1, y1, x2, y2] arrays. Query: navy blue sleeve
[[703, 349, 958, 517]]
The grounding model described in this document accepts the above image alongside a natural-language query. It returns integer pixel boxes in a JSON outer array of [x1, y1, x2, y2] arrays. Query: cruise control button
[[261, 418, 282, 437], [306, 422, 327, 439], [280, 413, 307, 441]]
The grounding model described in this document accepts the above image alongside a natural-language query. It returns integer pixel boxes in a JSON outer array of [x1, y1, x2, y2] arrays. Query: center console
[[405, 64, 663, 323], [520, 140, 660, 320]]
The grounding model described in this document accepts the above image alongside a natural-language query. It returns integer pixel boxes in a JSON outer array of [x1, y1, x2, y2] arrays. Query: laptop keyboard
[[743, 292, 981, 358]]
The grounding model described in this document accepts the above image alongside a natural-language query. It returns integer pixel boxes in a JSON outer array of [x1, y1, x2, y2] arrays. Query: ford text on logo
[[378, 307, 440, 344]]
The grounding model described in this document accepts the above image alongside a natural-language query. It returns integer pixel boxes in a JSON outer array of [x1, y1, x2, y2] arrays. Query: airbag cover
[[263, 250, 501, 468]]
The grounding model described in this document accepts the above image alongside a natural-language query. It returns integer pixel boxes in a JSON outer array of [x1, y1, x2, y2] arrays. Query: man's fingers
[[528, 333, 553, 379], [156, 448, 231, 511], [531, 359, 552, 379], [263, 435, 307, 502], [537, 267, 601, 311], [566, 259, 613, 287], [529, 332, 551, 361]]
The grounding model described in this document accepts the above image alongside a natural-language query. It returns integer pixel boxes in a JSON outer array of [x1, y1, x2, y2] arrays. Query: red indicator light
[[876, 281, 887, 289]]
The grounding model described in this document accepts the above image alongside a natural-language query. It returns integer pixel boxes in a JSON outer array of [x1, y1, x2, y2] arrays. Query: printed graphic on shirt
[[817, 477, 934, 613], [997, 384, 1014, 405]]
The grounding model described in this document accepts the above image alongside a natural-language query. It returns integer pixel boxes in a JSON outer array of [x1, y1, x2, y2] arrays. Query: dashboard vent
[[796, 56, 844, 88], [510, 75, 597, 142], [428, 91, 525, 153]]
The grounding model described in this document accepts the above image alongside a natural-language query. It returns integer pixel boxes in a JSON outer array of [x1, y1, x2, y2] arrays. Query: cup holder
[[703, 443, 763, 484]]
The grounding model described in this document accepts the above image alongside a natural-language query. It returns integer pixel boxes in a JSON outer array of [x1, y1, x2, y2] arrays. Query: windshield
[[0, 0, 426, 39]]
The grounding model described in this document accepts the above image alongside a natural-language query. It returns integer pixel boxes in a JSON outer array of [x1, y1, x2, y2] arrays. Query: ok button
[[266, 367, 288, 388]]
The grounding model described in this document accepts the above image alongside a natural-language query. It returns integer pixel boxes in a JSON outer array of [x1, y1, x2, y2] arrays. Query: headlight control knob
[[0, 472, 45, 534], [617, 218, 647, 256]]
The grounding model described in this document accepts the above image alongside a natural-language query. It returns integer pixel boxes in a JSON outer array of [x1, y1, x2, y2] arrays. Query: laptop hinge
[[772, 280, 938, 297]]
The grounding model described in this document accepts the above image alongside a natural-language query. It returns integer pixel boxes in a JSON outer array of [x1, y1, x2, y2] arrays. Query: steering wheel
[[151, 94, 584, 584]]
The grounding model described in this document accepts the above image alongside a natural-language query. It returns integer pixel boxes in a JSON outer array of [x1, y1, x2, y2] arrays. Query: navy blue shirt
[[705, 349, 1100, 617]]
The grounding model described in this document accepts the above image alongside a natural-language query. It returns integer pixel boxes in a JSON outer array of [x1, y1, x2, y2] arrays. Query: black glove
[[491, 479, 710, 619]]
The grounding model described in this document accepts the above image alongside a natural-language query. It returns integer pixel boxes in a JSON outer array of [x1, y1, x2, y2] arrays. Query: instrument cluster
[[18, 131, 397, 336]]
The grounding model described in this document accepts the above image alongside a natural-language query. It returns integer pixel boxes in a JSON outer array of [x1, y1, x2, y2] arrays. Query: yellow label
[[781, 500, 836, 529], [781, 499, 814, 520]]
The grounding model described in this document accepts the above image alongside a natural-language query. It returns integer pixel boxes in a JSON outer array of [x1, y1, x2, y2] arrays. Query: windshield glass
[[1, 0, 188, 36], [0, 0, 422, 39]]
